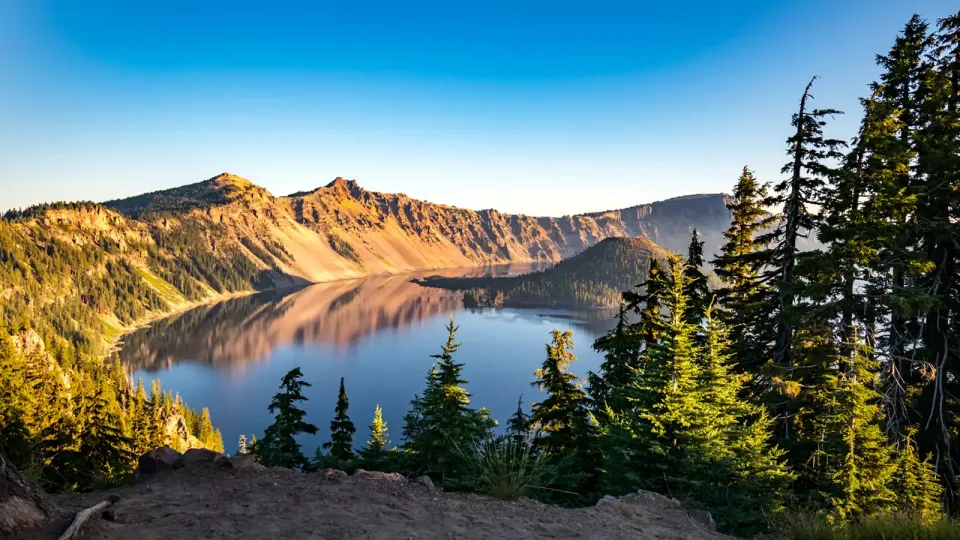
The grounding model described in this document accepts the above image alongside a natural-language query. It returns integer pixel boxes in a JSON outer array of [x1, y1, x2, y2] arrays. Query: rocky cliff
[[103, 173, 731, 286]]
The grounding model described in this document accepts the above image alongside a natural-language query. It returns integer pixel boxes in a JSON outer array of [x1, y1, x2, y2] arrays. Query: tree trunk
[[0, 452, 56, 537]]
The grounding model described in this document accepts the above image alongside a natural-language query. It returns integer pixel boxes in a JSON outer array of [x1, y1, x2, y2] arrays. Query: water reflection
[[119, 263, 581, 374], [118, 263, 619, 449]]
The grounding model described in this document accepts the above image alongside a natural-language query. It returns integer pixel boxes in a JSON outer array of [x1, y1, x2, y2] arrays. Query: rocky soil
[[18, 455, 728, 540]]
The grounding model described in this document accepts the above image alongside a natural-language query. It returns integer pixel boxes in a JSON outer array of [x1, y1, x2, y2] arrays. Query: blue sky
[[1, 1, 955, 216]]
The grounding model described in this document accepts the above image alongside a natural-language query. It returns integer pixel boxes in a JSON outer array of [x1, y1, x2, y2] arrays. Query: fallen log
[[57, 494, 121, 540]]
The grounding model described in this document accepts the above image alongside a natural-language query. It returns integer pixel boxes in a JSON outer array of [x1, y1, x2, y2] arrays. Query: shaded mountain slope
[[415, 237, 668, 309]]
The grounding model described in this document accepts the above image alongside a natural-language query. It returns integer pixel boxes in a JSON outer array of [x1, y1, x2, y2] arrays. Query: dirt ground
[[18, 465, 728, 540]]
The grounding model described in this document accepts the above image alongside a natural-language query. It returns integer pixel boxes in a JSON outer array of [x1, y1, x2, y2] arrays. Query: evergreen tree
[[506, 395, 532, 446], [863, 14, 934, 445], [258, 367, 318, 470], [69, 388, 135, 491], [683, 229, 710, 327], [757, 77, 845, 369], [588, 305, 640, 417], [892, 429, 944, 523], [530, 329, 599, 501], [624, 258, 668, 349], [912, 10, 960, 490], [358, 405, 391, 469], [402, 317, 495, 481], [603, 259, 791, 534], [237, 434, 248, 455], [322, 377, 356, 463], [711, 166, 776, 373], [823, 332, 897, 520]]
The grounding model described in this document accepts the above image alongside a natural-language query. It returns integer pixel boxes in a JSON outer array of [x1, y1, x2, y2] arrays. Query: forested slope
[[415, 237, 670, 308]]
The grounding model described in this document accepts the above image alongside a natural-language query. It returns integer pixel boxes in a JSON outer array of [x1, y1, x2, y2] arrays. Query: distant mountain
[[1, 172, 731, 359], [100, 173, 731, 284], [415, 237, 669, 309]]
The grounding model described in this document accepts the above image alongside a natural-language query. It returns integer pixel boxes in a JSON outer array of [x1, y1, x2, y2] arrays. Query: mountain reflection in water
[[118, 264, 617, 448], [119, 263, 612, 375]]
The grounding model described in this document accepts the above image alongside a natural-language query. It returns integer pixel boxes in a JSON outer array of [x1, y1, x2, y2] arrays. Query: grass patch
[[774, 511, 960, 540], [138, 267, 185, 305], [452, 436, 552, 500]]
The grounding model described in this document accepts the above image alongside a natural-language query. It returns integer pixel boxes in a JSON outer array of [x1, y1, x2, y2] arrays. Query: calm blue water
[[119, 268, 614, 455]]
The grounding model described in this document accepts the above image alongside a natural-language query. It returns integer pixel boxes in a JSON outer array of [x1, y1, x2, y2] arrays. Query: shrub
[[452, 436, 552, 500]]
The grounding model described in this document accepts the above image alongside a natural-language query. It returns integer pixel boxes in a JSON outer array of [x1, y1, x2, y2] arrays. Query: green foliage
[[530, 329, 600, 503], [452, 435, 553, 500], [505, 396, 532, 447], [258, 367, 319, 471], [358, 405, 392, 469], [401, 317, 495, 482], [892, 430, 944, 523], [599, 258, 791, 534], [711, 166, 776, 372], [322, 377, 356, 462], [775, 511, 960, 540]]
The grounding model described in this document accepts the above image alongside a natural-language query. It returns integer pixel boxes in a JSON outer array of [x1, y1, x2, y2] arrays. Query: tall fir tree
[[237, 434, 248, 455], [323, 377, 356, 463], [912, 10, 960, 489], [258, 367, 318, 470], [530, 329, 599, 501], [588, 305, 640, 417], [711, 166, 776, 373], [402, 317, 495, 481], [683, 228, 710, 327], [757, 76, 845, 369]]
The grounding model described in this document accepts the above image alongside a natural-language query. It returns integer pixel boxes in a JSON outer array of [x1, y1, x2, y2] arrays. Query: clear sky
[[1, 1, 955, 216]]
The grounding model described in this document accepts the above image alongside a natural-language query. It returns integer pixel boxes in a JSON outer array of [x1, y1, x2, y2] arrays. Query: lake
[[118, 265, 616, 455]]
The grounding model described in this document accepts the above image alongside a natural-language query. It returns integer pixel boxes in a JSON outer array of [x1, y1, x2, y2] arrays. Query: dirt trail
[[20, 466, 728, 540]]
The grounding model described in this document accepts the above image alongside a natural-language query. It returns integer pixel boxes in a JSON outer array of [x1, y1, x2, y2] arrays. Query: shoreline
[[106, 261, 544, 355]]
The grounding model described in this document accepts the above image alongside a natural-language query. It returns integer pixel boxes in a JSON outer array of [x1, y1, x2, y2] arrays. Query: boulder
[[687, 509, 716, 531], [317, 468, 347, 483], [414, 475, 438, 493], [352, 469, 404, 481], [0, 452, 56, 537], [182, 448, 221, 466], [137, 446, 184, 474], [214, 454, 265, 471], [626, 489, 682, 508], [595, 495, 618, 507]]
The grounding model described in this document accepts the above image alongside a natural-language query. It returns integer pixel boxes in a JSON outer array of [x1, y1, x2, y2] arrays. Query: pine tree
[[912, 10, 960, 490], [322, 377, 356, 463], [237, 434, 248, 455], [358, 405, 391, 469], [530, 329, 599, 501], [506, 396, 532, 446], [683, 229, 710, 327], [711, 166, 776, 373], [892, 429, 944, 523], [402, 317, 495, 481], [698, 305, 793, 533], [588, 305, 640, 417], [69, 388, 135, 490], [258, 367, 318, 470], [624, 258, 668, 349], [758, 77, 845, 369]]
